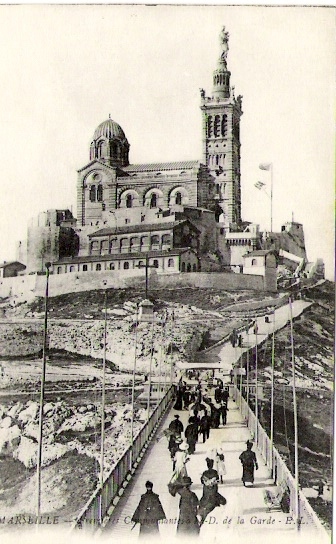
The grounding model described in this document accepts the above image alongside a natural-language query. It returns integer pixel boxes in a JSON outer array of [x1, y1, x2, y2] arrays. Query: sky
[[0, 5, 334, 279]]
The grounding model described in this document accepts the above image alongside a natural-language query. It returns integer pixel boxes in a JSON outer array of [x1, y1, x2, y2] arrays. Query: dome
[[93, 118, 127, 141]]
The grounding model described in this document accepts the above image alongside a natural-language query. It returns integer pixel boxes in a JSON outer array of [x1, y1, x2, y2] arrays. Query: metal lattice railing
[[73, 385, 175, 531]]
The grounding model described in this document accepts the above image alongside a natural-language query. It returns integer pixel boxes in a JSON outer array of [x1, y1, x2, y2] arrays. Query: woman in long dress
[[239, 440, 258, 486], [198, 458, 226, 525]]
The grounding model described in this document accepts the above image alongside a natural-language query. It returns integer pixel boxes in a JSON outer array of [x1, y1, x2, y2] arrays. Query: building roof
[[243, 250, 274, 258], [0, 261, 26, 269], [122, 161, 200, 173], [92, 118, 128, 142], [89, 219, 200, 237], [53, 247, 196, 265]]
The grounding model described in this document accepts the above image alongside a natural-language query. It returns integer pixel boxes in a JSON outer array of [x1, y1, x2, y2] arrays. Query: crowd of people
[[131, 378, 259, 538]]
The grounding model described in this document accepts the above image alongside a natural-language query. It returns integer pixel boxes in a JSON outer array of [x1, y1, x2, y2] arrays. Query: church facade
[[17, 27, 272, 278]]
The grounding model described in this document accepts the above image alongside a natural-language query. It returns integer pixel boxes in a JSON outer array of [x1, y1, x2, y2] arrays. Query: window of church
[[83, 265, 88, 271], [91, 241, 99, 253], [151, 235, 160, 247], [89, 185, 96, 202], [251, 259, 257, 266], [101, 240, 108, 253], [109, 263, 115, 270], [207, 116, 213, 138], [153, 259, 159, 268], [126, 194, 133, 208], [120, 238, 129, 252], [221, 115, 228, 137], [69, 266, 75, 272], [193, 263, 197, 272], [175, 192, 182, 205], [123, 262, 129, 270], [150, 193, 157, 208], [216, 155, 219, 166], [138, 260, 144, 267], [168, 258, 174, 268], [96, 263, 101, 271], [130, 237, 139, 251], [140, 236, 149, 250], [97, 141, 104, 159], [187, 263, 191, 272], [181, 262, 186, 272], [57, 267, 62, 274], [97, 185, 103, 202], [214, 115, 220, 137], [162, 234, 170, 246]]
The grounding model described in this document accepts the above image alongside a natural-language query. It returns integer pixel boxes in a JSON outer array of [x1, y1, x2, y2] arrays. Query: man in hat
[[176, 476, 200, 536], [239, 440, 258, 487], [131, 480, 166, 537], [169, 414, 184, 435]]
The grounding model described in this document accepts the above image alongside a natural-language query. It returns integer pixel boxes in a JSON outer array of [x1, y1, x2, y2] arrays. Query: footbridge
[[72, 297, 329, 543], [73, 386, 329, 543]]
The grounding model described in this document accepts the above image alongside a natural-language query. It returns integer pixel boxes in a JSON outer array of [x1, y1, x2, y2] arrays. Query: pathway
[[99, 387, 327, 543]]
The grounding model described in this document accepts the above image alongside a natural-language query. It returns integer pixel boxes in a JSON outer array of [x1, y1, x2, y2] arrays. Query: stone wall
[[0, 268, 275, 303]]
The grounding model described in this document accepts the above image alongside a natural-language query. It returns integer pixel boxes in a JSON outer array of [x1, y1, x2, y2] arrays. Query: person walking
[[168, 434, 182, 469], [131, 480, 166, 537], [219, 401, 229, 426], [176, 476, 200, 537], [198, 458, 227, 526], [215, 447, 226, 484], [199, 413, 211, 443], [239, 440, 258, 487], [169, 414, 184, 435], [185, 417, 199, 454]]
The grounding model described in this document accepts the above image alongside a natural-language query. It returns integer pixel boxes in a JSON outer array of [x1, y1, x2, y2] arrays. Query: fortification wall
[[0, 268, 275, 303]]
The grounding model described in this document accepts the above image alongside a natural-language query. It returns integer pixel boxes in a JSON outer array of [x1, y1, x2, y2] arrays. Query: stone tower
[[200, 27, 243, 227]]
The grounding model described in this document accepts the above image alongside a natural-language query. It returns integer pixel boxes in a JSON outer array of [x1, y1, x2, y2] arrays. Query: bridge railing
[[73, 384, 175, 531], [236, 386, 327, 533]]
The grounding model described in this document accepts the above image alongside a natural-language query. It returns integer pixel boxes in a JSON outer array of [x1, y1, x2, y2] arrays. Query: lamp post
[[100, 282, 107, 491], [130, 304, 139, 469], [36, 261, 51, 526]]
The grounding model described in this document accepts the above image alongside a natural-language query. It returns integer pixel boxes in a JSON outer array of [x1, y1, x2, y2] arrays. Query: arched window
[[69, 265, 75, 272], [193, 263, 197, 272], [123, 262, 129, 270], [216, 155, 219, 166], [120, 238, 129, 252], [57, 266, 62, 274], [138, 260, 144, 267], [97, 141, 104, 158], [150, 193, 157, 208], [140, 236, 149, 251], [96, 263, 101, 271], [207, 116, 212, 138], [181, 262, 186, 272], [83, 265, 88, 272], [126, 194, 133, 208], [187, 263, 191, 272], [162, 234, 170, 246], [91, 241, 99, 253], [151, 235, 160, 246], [89, 185, 96, 202], [251, 258, 257, 266], [221, 115, 228, 137], [130, 237, 139, 252], [214, 115, 220, 137], [153, 259, 159, 268], [168, 258, 174, 267], [175, 192, 182, 205], [97, 185, 103, 202]]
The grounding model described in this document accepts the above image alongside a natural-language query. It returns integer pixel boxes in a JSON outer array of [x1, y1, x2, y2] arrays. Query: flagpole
[[270, 163, 273, 232]]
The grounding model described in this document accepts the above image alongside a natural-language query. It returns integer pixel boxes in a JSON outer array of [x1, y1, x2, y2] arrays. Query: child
[[215, 446, 226, 484]]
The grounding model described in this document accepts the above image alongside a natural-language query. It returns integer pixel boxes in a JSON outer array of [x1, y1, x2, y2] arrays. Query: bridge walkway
[[100, 396, 305, 542]]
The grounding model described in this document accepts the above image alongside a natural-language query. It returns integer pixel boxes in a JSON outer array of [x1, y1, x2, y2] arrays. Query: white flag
[[254, 181, 265, 190], [259, 163, 271, 171]]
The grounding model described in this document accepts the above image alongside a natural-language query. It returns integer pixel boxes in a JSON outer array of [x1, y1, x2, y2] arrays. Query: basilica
[[14, 28, 306, 281]]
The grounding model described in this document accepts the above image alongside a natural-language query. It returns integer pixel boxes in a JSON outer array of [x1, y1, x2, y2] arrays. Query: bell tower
[[200, 27, 243, 227]]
